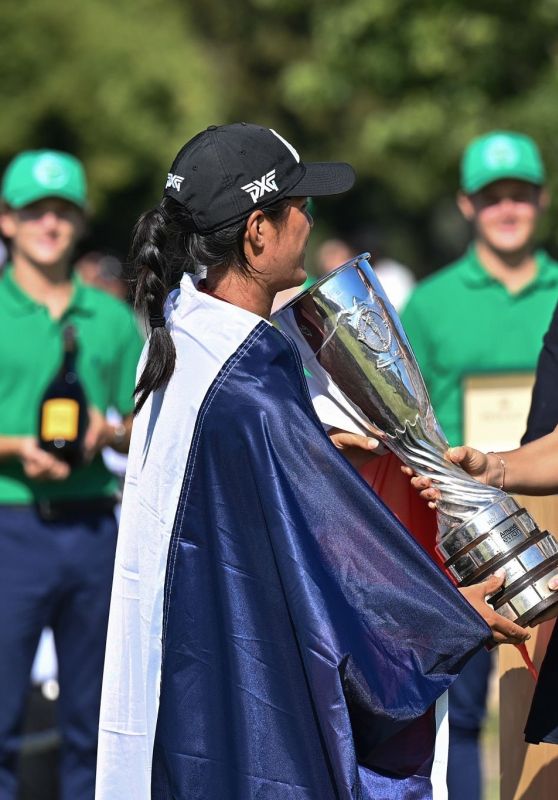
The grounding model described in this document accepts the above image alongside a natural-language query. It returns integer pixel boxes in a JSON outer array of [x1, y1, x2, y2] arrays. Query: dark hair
[[130, 194, 290, 413]]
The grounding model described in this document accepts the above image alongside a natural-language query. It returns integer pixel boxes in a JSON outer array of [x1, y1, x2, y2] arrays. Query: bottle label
[[41, 399, 80, 441]]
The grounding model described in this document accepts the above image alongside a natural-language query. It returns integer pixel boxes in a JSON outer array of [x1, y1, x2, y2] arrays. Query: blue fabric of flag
[[151, 321, 490, 799]]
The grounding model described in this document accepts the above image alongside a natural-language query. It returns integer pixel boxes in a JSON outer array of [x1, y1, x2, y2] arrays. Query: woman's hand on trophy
[[401, 445, 501, 508], [400, 464, 443, 508], [459, 570, 531, 645], [329, 426, 387, 470]]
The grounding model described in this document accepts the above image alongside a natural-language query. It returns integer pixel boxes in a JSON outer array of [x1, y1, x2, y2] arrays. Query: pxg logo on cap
[[241, 170, 278, 203], [166, 173, 184, 191]]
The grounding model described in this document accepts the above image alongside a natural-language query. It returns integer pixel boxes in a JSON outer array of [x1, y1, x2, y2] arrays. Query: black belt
[[1, 499, 117, 521], [34, 497, 117, 521]]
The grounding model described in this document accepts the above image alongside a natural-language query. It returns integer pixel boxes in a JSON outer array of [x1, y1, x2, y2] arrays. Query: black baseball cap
[[163, 122, 355, 234]]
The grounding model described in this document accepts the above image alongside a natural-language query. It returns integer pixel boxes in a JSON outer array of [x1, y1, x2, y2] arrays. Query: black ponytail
[[130, 194, 291, 413], [129, 198, 184, 413]]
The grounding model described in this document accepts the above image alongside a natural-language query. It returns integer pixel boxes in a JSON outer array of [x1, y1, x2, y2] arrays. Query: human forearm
[[407, 431, 558, 503], [0, 435, 27, 462], [494, 428, 558, 495], [83, 409, 133, 460], [0, 435, 70, 480], [107, 415, 133, 454]]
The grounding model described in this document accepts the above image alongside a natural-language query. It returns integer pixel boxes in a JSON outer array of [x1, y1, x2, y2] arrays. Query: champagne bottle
[[38, 325, 89, 467]]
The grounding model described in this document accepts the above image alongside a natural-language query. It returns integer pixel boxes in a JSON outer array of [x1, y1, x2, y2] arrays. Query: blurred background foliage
[[3, 0, 558, 275]]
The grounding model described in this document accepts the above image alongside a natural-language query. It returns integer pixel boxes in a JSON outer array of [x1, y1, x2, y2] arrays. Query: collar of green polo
[[461, 245, 558, 289], [1, 264, 94, 317]]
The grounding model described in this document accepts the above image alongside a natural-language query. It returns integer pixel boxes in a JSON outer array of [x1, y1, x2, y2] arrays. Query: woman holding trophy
[[96, 123, 528, 800]]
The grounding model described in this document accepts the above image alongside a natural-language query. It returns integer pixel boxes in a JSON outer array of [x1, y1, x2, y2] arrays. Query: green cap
[[1, 150, 87, 209], [460, 131, 545, 194]]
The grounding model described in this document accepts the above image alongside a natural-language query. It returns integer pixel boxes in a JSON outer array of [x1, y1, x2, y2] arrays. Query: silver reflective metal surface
[[273, 253, 558, 625]]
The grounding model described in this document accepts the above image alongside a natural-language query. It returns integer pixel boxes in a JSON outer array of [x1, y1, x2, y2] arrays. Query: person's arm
[[405, 428, 558, 502], [493, 431, 558, 494], [81, 304, 144, 463], [0, 435, 70, 480], [105, 306, 144, 452], [0, 435, 27, 461], [444, 433, 558, 496], [82, 408, 133, 462]]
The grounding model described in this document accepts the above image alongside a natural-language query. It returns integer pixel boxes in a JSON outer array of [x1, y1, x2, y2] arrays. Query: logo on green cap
[[33, 155, 70, 189], [483, 136, 519, 170], [461, 131, 545, 194]]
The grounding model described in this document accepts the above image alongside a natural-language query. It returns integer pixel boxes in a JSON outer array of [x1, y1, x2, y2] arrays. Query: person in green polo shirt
[[401, 131, 558, 800], [0, 150, 143, 799]]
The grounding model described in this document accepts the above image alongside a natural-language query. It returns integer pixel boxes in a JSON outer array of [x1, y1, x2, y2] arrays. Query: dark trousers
[[447, 648, 492, 800], [0, 505, 117, 800]]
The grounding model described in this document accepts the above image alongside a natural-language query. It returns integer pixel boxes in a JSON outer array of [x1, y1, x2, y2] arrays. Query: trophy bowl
[[272, 253, 558, 626]]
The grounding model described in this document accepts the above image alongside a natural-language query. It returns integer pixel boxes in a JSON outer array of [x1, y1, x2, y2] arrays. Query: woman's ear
[[244, 208, 266, 254]]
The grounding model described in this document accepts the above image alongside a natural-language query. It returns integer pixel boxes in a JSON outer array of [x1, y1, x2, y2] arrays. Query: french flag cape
[[96, 274, 490, 800]]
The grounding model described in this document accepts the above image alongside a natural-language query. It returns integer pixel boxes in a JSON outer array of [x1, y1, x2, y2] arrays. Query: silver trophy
[[273, 253, 558, 626]]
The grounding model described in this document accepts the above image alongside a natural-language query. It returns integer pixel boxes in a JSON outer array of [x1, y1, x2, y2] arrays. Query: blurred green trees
[[3, 0, 558, 272]]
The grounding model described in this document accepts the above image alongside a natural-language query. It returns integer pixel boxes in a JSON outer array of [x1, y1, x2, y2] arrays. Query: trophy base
[[485, 560, 558, 627], [436, 498, 558, 627]]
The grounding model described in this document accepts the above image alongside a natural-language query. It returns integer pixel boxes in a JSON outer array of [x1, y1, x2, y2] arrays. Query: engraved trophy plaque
[[272, 253, 558, 626]]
